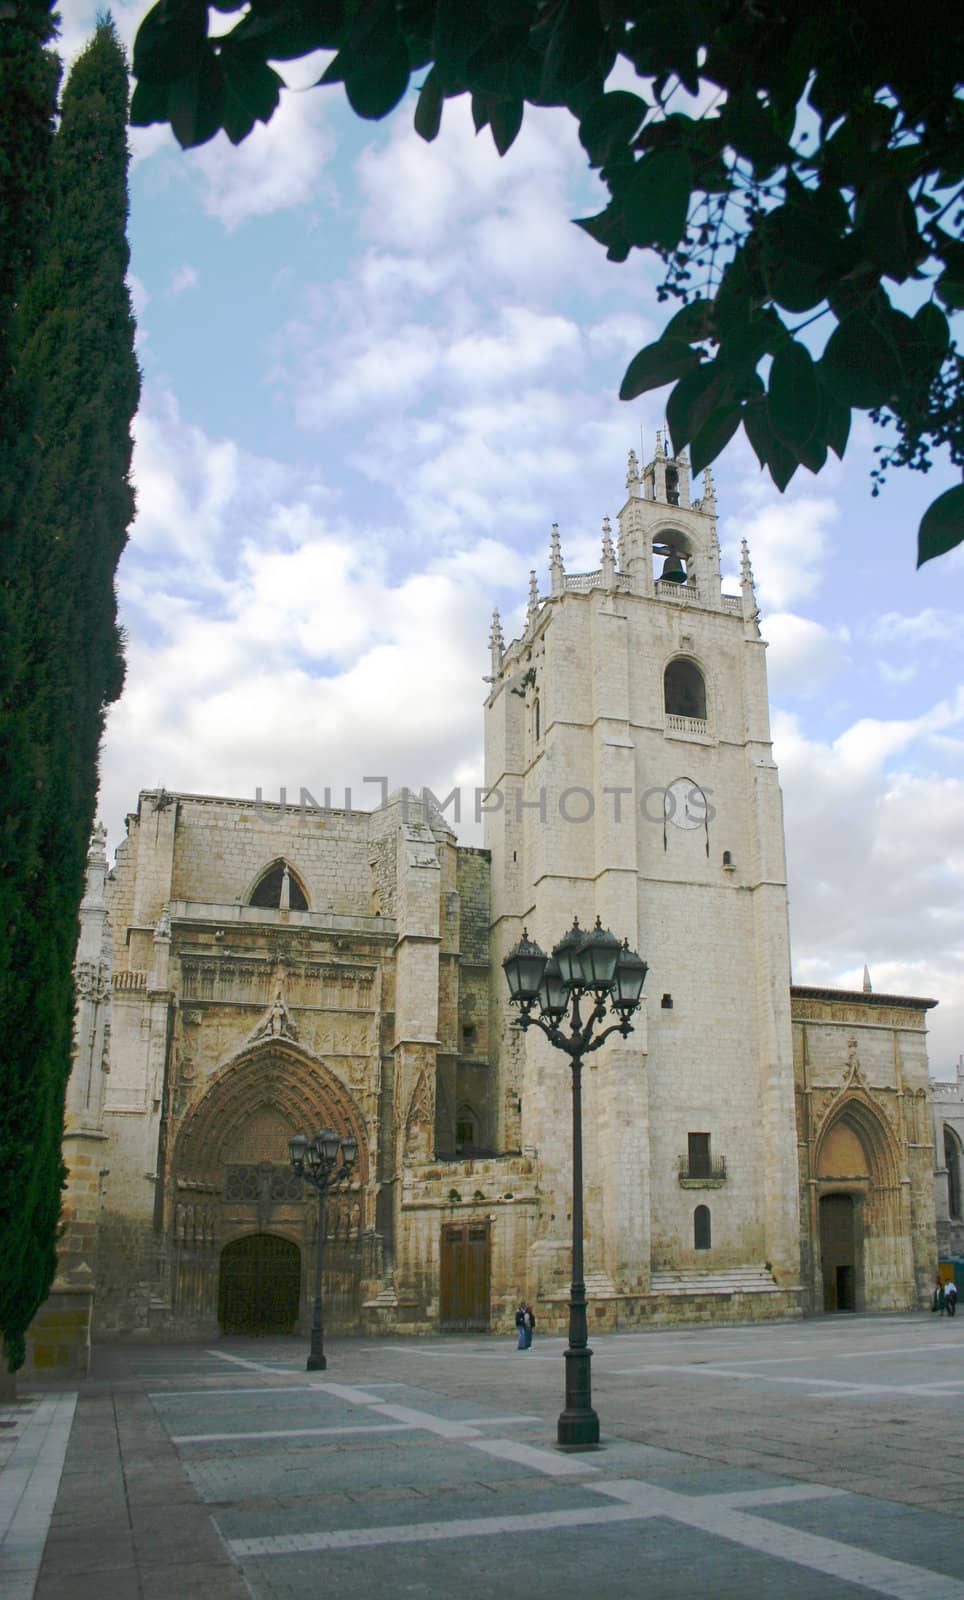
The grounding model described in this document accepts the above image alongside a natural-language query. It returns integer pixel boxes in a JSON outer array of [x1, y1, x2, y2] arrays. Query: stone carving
[[248, 985, 299, 1045]]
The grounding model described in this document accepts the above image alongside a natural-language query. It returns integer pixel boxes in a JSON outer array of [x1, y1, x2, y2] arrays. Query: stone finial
[[526, 569, 539, 631], [601, 515, 616, 586], [702, 466, 717, 513], [549, 521, 565, 596], [655, 429, 665, 456], [489, 607, 505, 675], [862, 964, 873, 993], [279, 863, 291, 911], [88, 822, 107, 865], [626, 448, 640, 487], [740, 537, 756, 591], [154, 904, 171, 942]]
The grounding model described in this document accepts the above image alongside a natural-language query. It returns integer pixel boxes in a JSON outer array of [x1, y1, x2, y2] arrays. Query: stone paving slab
[[4, 1315, 964, 1598]]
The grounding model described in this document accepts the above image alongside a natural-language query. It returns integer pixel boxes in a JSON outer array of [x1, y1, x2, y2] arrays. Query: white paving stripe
[[610, 1363, 964, 1397], [0, 1393, 77, 1599], [227, 1503, 646, 1557], [369, 1403, 481, 1439], [466, 1438, 600, 1476], [173, 1423, 420, 1444], [206, 1350, 292, 1375], [594, 1480, 964, 1600], [226, 1474, 964, 1596], [311, 1382, 384, 1405]]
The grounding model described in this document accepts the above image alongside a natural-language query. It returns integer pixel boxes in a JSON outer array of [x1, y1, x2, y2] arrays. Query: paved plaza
[[3, 1314, 964, 1598]]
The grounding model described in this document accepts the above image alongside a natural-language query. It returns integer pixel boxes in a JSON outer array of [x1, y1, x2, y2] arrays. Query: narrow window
[[664, 659, 706, 720], [534, 695, 541, 742], [694, 1205, 711, 1250], [946, 1126, 962, 1220]]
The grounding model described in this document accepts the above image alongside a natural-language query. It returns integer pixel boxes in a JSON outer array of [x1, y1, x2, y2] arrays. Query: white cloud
[[184, 87, 337, 230], [774, 702, 964, 1070], [765, 613, 848, 699], [723, 494, 838, 610], [169, 265, 199, 295]]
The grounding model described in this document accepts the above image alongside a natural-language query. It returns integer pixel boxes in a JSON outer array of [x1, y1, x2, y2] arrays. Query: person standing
[[523, 1302, 535, 1349], [945, 1280, 958, 1318], [515, 1302, 528, 1349]]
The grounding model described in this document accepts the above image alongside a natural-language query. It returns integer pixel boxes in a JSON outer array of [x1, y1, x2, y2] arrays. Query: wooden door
[[439, 1221, 490, 1331], [218, 1233, 301, 1334]]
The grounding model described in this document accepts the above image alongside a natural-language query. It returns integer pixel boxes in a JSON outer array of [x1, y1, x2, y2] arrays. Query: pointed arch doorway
[[812, 1095, 910, 1313]]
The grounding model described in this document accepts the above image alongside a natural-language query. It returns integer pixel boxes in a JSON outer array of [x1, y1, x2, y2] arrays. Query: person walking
[[523, 1302, 535, 1349], [945, 1279, 958, 1317]]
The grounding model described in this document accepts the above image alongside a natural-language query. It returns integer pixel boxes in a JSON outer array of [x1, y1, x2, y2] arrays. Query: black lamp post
[[503, 917, 648, 1449], [288, 1126, 358, 1371]]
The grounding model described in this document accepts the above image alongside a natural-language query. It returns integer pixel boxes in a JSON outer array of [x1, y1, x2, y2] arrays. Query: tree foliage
[[131, 0, 963, 563], [0, 15, 139, 1372]]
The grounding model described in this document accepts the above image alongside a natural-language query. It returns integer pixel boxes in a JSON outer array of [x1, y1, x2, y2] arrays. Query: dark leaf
[[667, 362, 725, 455], [823, 395, 851, 460], [623, 148, 692, 251], [854, 179, 922, 282], [723, 87, 790, 178], [689, 403, 742, 475], [743, 403, 798, 491], [133, 0, 209, 85], [490, 98, 524, 155], [619, 339, 701, 401], [767, 340, 819, 451], [342, 48, 411, 119], [663, 298, 713, 343], [821, 312, 902, 410], [537, 0, 611, 101], [229, 0, 346, 59], [913, 301, 950, 357], [917, 484, 964, 568], [167, 52, 225, 147], [221, 47, 283, 143], [129, 78, 171, 127], [578, 90, 647, 169], [415, 66, 444, 141], [575, 204, 630, 263]]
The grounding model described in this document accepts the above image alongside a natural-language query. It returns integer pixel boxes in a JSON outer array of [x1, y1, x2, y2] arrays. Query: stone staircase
[[650, 1268, 782, 1297]]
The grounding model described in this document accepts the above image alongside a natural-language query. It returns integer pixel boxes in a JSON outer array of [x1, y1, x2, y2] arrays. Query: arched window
[[945, 1126, 962, 1220], [664, 658, 706, 720], [455, 1104, 479, 1154], [694, 1205, 711, 1251], [248, 860, 309, 911]]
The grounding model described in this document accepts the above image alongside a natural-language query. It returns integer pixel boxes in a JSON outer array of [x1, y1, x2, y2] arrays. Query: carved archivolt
[[813, 1090, 903, 1191], [172, 1040, 369, 1187]]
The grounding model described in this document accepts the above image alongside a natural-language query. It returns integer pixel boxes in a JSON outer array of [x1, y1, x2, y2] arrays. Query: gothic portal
[[49, 447, 939, 1356]]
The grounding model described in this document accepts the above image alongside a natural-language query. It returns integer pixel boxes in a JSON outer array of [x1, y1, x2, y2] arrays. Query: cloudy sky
[[60, 5, 964, 1071]]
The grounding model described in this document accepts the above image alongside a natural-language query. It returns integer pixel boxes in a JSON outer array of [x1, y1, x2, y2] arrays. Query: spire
[[626, 448, 640, 489], [488, 607, 504, 676], [702, 465, 717, 514], [601, 515, 616, 586], [655, 429, 665, 457], [862, 965, 873, 993], [526, 569, 539, 632], [549, 521, 565, 596]]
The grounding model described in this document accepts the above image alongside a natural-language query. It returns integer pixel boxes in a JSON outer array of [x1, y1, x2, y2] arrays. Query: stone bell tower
[[484, 442, 801, 1317]]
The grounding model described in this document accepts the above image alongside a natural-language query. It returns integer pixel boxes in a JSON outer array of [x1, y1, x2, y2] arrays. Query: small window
[[694, 1205, 711, 1250], [664, 659, 706, 720], [249, 860, 308, 910], [665, 465, 680, 506], [455, 1105, 479, 1153], [688, 1132, 711, 1180]]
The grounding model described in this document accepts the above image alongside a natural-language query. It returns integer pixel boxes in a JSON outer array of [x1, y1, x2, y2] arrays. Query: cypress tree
[[0, 14, 139, 1371]]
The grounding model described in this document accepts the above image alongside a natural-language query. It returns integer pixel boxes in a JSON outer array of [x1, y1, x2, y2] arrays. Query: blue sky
[[60, 4, 964, 1070]]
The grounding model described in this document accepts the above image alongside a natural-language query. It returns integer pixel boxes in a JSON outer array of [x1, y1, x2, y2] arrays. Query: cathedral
[[38, 446, 940, 1370]]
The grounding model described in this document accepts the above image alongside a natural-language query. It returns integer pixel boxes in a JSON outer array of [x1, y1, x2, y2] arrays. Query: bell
[[659, 553, 686, 584]]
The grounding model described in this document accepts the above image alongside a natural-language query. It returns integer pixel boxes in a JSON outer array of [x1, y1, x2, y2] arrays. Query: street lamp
[[288, 1125, 358, 1371], [503, 917, 648, 1448]]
